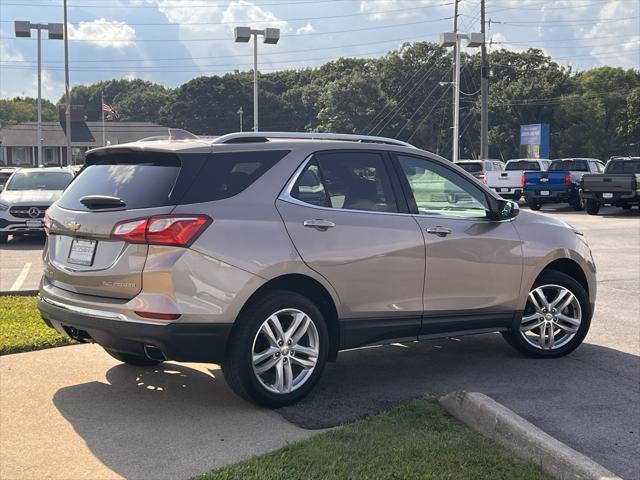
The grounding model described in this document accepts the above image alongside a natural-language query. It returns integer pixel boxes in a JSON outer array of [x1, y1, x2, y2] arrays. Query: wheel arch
[[537, 258, 589, 296], [228, 273, 341, 361]]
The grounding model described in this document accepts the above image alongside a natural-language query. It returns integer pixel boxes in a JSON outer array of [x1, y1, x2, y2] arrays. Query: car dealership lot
[[0, 206, 638, 479]]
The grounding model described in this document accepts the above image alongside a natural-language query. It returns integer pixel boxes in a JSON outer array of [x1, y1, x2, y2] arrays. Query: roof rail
[[211, 132, 416, 148]]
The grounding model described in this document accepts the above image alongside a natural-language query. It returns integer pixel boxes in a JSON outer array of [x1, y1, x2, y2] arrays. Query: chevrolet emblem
[[67, 221, 81, 231]]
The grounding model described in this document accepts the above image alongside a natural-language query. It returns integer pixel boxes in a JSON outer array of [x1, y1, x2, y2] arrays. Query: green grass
[[195, 399, 550, 480], [0, 296, 75, 355]]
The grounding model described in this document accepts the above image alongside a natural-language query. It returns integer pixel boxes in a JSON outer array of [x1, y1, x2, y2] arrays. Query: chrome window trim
[[278, 153, 516, 223]]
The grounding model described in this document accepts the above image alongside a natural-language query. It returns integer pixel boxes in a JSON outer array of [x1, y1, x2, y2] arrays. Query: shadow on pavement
[[52, 363, 264, 480], [1, 234, 46, 250], [278, 334, 638, 478], [52, 335, 639, 479]]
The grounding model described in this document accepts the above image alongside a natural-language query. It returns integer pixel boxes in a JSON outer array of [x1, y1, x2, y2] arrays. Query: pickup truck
[[523, 158, 605, 211], [486, 158, 551, 201], [580, 157, 640, 215]]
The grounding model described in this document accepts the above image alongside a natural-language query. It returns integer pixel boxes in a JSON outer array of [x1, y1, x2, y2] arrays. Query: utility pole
[[451, 0, 459, 161], [480, 0, 489, 159], [63, 0, 72, 165]]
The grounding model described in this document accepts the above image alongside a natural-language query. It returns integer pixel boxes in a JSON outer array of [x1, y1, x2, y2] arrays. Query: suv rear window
[[58, 149, 289, 211], [505, 161, 540, 171], [549, 160, 588, 172], [605, 160, 640, 174], [457, 162, 483, 173]]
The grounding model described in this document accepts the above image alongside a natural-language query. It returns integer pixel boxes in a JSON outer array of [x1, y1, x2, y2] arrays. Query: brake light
[[521, 174, 526, 187], [565, 172, 571, 186], [43, 211, 52, 235], [111, 215, 211, 247], [478, 173, 486, 183]]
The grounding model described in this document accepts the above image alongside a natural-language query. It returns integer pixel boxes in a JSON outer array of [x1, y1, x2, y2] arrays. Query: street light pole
[[440, 31, 484, 163], [253, 33, 259, 132], [480, 0, 489, 159], [37, 27, 42, 167], [63, 0, 72, 165], [452, 35, 461, 164], [237, 107, 244, 132], [234, 26, 280, 133], [15, 21, 63, 168]]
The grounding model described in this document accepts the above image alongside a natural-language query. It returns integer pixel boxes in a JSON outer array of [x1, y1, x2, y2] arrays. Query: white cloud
[[32, 69, 62, 101], [222, 1, 289, 33], [69, 19, 136, 48], [296, 23, 315, 35], [359, 0, 446, 22], [583, 0, 640, 67], [0, 45, 24, 62]]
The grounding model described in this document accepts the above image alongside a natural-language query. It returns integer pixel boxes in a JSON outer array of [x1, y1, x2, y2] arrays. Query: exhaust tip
[[144, 344, 166, 362]]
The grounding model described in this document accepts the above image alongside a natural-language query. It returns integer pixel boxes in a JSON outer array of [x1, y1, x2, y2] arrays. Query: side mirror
[[497, 199, 519, 220]]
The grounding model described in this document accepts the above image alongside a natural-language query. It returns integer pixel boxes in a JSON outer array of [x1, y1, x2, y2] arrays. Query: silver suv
[[38, 132, 596, 407]]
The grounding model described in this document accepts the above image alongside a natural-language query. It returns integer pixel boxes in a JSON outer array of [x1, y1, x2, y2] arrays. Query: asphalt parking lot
[[0, 205, 638, 479]]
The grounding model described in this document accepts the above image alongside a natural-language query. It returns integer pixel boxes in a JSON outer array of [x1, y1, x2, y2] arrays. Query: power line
[[0, 17, 453, 42], [0, 3, 455, 26]]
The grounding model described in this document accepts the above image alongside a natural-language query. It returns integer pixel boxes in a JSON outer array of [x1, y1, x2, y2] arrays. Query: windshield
[[505, 161, 540, 171], [606, 160, 640, 174], [549, 160, 588, 172], [6, 171, 73, 191], [457, 162, 483, 173]]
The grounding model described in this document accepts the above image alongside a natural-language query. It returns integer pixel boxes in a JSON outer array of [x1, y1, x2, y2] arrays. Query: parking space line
[[10, 262, 32, 291]]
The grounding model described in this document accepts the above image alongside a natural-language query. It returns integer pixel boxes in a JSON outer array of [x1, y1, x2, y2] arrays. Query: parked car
[[0, 167, 18, 192], [0, 167, 74, 243], [486, 158, 551, 201], [523, 158, 605, 211], [580, 157, 640, 215], [38, 132, 596, 407], [455, 159, 504, 183]]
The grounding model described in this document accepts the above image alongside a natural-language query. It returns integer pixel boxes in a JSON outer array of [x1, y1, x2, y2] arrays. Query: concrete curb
[[0, 290, 38, 297], [439, 391, 621, 480]]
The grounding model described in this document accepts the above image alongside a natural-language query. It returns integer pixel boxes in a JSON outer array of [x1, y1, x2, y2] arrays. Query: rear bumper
[[491, 187, 522, 199], [524, 187, 575, 202], [38, 294, 232, 363], [580, 190, 638, 203]]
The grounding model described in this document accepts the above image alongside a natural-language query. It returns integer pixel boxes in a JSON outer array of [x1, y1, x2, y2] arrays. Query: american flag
[[102, 102, 119, 118]]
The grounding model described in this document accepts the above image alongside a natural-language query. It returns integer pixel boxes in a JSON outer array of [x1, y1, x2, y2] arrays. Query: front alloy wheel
[[252, 308, 320, 394], [520, 285, 582, 350], [502, 270, 591, 358]]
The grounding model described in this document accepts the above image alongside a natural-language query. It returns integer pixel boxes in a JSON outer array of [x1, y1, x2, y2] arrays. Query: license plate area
[[68, 238, 97, 266], [540, 190, 550, 196], [498, 188, 509, 192], [602, 192, 613, 199], [26, 219, 42, 229]]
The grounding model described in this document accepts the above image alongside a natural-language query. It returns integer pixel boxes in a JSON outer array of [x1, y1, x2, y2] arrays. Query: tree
[[0, 97, 57, 125]]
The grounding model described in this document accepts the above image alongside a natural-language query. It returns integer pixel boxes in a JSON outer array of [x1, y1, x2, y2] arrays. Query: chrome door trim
[[278, 154, 516, 223]]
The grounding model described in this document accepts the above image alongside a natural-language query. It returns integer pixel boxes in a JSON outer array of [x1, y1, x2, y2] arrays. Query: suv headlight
[[0, 202, 9, 212]]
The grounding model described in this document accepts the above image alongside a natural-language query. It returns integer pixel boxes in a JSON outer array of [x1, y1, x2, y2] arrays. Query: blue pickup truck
[[523, 158, 606, 211]]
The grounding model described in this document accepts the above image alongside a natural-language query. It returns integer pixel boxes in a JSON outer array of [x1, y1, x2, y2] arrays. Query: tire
[[0, 233, 7, 244], [527, 199, 542, 211], [104, 348, 163, 366], [222, 291, 329, 407], [571, 196, 584, 211], [502, 270, 591, 359], [513, 193, 522, 202], [585, 199, 600, 215]]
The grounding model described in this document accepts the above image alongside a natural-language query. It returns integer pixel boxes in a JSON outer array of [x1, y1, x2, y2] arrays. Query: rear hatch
[[45, 149, 204, 299]]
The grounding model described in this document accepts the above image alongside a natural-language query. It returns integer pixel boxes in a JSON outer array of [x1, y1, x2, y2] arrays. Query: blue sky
[[1, 0, 638, 101]]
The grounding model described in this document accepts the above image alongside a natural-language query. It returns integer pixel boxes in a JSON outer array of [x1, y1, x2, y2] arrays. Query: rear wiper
[[79, 195, 126, 209]]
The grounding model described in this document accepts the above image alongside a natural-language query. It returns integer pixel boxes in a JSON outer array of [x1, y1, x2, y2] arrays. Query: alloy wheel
[[520, 284, 582, 350], [251, 308, 320, 394]]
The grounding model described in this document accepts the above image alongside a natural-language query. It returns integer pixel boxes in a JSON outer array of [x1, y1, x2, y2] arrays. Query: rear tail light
[[478, 173, 486, 183], [112, 215, 211, 247], [565, 173, 571, 186], [521, 174, 526, 187]]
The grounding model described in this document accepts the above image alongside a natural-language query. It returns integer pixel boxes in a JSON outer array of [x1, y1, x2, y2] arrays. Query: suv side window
[[395, 154, 489, 219], [292, 151, 398, 213]]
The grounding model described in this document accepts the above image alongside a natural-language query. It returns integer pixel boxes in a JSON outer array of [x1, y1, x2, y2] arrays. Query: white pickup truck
[[486, 158, 551, 201]]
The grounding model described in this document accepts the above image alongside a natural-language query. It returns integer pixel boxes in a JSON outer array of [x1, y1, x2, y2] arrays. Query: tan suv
[[38, 132, 597, 407]]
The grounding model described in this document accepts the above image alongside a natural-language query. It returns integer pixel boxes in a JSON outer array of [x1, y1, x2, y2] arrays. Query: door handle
[[426, 226, 452, 237], [303, 219, 335, 230]]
